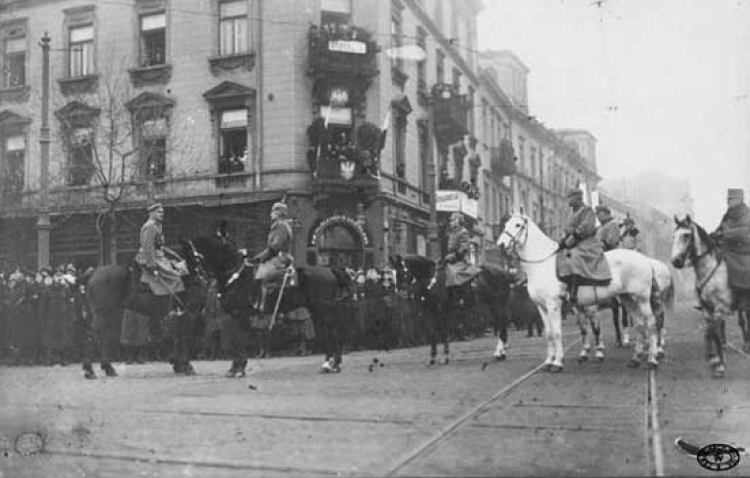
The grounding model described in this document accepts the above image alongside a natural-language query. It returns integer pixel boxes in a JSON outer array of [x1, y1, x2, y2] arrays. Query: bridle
[[678, 222, 721, 295], [501, 217, 559, 264]]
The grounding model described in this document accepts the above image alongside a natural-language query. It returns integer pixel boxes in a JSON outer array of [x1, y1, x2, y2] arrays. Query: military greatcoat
[[135, 218, 185, 295], [715, 203, 750, 289], [255, 218, 294, 282], [558, 206, 612, 282], [445, 225, 481, 287]]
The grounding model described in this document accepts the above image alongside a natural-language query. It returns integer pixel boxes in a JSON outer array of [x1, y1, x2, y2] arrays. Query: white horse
[[671, 215, 745, 378], [497, 214, 663, 371], [576, 257, 674, 362]]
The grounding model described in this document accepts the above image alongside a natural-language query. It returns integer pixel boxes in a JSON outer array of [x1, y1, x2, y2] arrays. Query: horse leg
[[576, 307, 590, 362], [543, 301, 564, 372], [82, 327, 97, 379], [588, 307, 605, 361], [707, 316, 726, 378], [611, 300, 622, 347], [740, 309, 750, 352], [621, 307, 631, 346]]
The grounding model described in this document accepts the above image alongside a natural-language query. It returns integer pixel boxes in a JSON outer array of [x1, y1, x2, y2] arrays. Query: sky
[[477, 0, 750, 226]]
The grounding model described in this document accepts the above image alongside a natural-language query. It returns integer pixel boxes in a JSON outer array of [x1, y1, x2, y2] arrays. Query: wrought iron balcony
[[490, 139, 517, 177], [432, 83, 468, 148]]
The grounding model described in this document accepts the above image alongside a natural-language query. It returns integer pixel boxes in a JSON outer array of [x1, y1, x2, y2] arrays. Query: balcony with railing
[[490, 139, 517, 177], [432, 83, 468, 148], [307, 24, 380, 78]]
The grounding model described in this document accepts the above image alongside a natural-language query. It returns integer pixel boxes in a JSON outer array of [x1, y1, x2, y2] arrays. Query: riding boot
[[83, 363, 97, 380], [258, 285, 268, 314], [102, 362, 118, 377]]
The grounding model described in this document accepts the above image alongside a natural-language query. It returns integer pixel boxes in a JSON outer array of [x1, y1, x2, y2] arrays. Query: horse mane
[[682, 218, 717, 252]]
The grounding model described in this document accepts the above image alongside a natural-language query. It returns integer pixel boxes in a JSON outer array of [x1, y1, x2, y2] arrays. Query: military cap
[[728, 188, 744, 201], [595, 204, 611, 214], [567, 188, 583, 199], [271, 202, 288, 213], [66, 263, 77, 273], [147, 202, 163, 212]]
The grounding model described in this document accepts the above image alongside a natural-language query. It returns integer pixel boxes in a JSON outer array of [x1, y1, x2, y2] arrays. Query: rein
[[686, 224, 722, 298], [502, 222, 560, 264]]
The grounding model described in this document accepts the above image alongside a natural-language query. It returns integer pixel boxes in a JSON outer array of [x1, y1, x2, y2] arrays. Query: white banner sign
[[328, 40, 367, 54]]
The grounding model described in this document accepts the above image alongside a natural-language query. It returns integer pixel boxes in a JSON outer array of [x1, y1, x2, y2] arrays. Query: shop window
[[3, 37, 25, 87], [68, 25, 94, 77], [219, 0, 248, 55], [218, 109, 248, 174], [140, 12, 166, 67]]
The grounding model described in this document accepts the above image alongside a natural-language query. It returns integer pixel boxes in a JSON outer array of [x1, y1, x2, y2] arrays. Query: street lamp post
[[37, 33, 51, 269], [426, 97, 439, 260]]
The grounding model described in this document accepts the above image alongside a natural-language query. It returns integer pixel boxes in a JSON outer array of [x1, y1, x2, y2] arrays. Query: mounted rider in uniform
[[558, 189, 612, 304], [712, 188, 750, 311], [595, 204, 620, 252], [253, 201, 294, 312], [444, 212, 481, 287], [619, 215, 642, 252], [124, 203, 186, 309]]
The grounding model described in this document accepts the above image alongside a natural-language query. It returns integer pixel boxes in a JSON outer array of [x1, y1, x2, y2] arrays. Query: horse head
[[671, 215, 716, 269], [190, 234, 241, 287]]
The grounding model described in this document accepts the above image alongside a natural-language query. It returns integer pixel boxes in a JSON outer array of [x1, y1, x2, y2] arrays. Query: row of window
[[0, 102, 249, 193], [0, 0, 249, 88]]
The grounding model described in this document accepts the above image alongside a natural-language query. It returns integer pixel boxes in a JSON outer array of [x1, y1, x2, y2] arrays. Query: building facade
[[0, 0, 599, 271]]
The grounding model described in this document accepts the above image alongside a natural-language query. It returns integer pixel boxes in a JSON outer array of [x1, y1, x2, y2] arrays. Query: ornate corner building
[[0, 0, 590, 270]]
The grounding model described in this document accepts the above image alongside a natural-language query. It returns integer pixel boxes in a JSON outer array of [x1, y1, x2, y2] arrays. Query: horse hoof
[[439, 357, 449, 365], [656, 351, 665, 360], [183, 365, 196, 376], [707, 356, 721, 366], [427, 359, 436, 367], [578, 355, 588, 363], [104, 368, 118, 378], [542, 364, 552, 372], [645, 361, 658, 370], [627, 359, 641, 368], [595, 356, 604, 362], [84, 370, 97, 380], [331, 366, 341, 373], [494, 354, 506, 361], [549, 365, 563, 373]]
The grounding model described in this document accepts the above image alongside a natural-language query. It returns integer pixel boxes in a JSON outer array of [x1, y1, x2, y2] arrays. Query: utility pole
[[37, 33, 51, 269]]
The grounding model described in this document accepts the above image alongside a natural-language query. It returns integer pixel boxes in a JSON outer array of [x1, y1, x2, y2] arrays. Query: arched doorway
[[308, 215, 373, 269]]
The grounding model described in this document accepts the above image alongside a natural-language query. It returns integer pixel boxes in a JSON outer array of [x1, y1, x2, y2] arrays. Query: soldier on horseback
[[124, 203, 186, 308], [253, 201, 294, 312], [619, 215, 642, 252], [595, 204, 620, 252], [712, 188, 750, 312], [445, 212, 480, 287], [558, 189, 612, 304]]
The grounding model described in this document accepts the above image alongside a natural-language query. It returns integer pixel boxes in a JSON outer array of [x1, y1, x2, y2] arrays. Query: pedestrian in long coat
[[712, 188, 750, 310], [6, 272, 26, 364], [41, 273, 72, 365], [558, 189, 612, 303]]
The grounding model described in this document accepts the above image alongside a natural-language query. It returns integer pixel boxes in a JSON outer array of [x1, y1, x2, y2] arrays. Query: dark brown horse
[[396, 255, 514, 365], [217, 256, 342, 376], [82, 239, 209, 379]]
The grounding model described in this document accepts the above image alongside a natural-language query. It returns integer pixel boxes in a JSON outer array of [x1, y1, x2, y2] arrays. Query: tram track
[[385, 338, 582, 476], [386, 335, 675, 477]]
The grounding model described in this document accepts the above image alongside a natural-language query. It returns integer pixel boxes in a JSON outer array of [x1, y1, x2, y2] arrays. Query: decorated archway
[[308, 215, 372, 269]]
